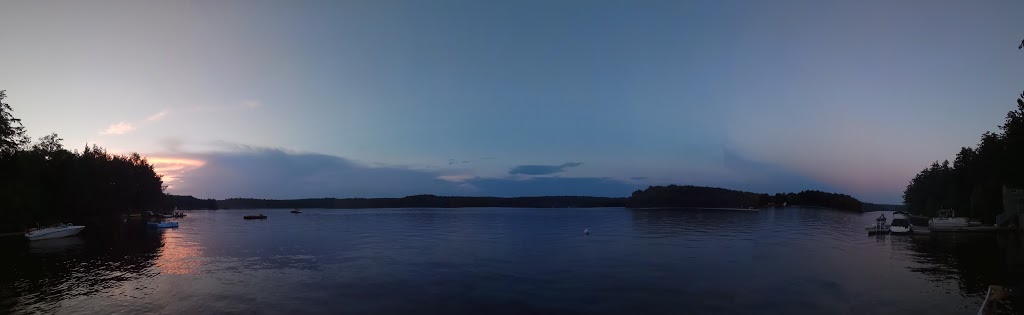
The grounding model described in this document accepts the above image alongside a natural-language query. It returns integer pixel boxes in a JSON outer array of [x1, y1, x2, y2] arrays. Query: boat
[[889, 211, 912, 234], [290, 208, 302, 214], [244, 214, 267, 220], [24, 223, 85, 241], [929, 209, 969, 228], [161, 214, 173, 218], [171, 211, 187, 218], [147, 221, 179, 228], [866, 213, 889, 235]]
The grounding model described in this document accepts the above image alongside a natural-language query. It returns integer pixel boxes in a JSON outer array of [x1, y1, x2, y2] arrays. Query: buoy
[[584, 228, 590, 235]]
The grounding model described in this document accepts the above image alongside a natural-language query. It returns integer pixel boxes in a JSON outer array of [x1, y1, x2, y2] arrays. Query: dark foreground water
[[2, 207, 1022, 314]]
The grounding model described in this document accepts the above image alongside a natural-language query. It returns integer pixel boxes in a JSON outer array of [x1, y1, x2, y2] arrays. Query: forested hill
[[628, 185, 762, 209], [218, 195, 627, 209], [168, 195, 219, 210], [629, 185, 864, 212], [764, 190, 863, 212]]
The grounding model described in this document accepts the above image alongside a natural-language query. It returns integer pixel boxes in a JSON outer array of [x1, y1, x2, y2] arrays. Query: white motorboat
[[889, 211, 912, 234], [929, 209, 969, 228], [24, 223, 85, 241]]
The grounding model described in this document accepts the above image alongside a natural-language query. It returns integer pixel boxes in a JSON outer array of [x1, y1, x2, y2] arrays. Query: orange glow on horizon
[[147, 156, 206, 186]]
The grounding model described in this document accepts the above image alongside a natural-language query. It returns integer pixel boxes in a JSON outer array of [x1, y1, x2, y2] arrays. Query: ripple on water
[[0, 207, 1020, 314]]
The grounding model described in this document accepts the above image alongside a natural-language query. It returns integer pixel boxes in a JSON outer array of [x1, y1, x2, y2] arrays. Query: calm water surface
[[1, 207, 1022, 314]]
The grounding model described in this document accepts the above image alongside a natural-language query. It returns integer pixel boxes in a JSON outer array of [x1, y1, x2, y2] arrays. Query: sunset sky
[[2, 1, 1023, 203]]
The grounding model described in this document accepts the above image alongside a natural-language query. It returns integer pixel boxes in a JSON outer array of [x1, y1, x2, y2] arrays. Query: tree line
[[0, 90, 166, 231], [213, 186, 869, 211], [219, 195, 626, 209], [902, 93, 1024, 220], [628, 185, 863, 212]]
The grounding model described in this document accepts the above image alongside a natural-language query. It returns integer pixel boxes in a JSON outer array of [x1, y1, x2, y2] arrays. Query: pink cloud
[[100, 122, 135, 135]]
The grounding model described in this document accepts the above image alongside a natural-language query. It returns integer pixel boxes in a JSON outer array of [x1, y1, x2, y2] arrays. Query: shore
[[630, 207, 760, 211]]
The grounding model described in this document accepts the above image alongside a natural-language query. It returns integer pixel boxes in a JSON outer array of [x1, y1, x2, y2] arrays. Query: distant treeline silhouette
[[0, 91, 166, 231], [628, 185, 863, 212], [218, 195, 626, 209], [213, 186, 867, 212], [168, 194, 219, 210], [903, 92, 1024, 219]]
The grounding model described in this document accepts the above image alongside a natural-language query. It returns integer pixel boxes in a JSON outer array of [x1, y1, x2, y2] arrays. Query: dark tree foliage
[[763, 190, 863, 212], [0, 90, 30, 155], [628, 185, 764, 209], [903, 91, 1024, 220], [0, 92, 166, 231], [167, 194, 219, 210], [627, 185, 862, 212]]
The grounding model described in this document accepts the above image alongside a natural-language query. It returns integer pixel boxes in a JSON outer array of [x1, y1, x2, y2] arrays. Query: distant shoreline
[[629, 207, 760, 212]]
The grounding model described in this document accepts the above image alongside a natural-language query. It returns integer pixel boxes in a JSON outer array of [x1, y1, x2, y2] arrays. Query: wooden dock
[[929, 225, 1016, 233], [866, 225, 889, 235], [978, 285, 1012, 315]]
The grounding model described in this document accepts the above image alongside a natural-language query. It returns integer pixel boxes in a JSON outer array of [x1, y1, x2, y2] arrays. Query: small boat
[[290, 208, 302, 214], [161, 214, 173, 218], [244, 214, 267, 220], [147, 221, 179, 228], [889, 211, 912, 234], [25, 223, 85, 241], [171, 212, 187, 218], [866, 213, 889, 235], [929, 209, 969, 228]]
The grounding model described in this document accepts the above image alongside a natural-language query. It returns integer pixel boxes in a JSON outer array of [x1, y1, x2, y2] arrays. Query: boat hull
[[889, 226, 912, 234], [25, 226, 85, 241], [147, 222, 179, 228]]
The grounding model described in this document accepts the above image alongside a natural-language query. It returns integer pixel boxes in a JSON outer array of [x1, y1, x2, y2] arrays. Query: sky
[[2, 0, 1023, 203]]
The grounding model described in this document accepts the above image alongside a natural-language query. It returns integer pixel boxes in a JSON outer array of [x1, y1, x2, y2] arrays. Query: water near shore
[[1, 207, 1021, 314]]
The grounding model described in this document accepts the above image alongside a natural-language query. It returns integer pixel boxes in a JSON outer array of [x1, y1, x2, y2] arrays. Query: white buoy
[[584, 228, 590, 235]]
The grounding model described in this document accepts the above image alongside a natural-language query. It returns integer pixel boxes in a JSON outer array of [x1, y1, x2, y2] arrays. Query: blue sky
[[2, 0, 1023, 203]]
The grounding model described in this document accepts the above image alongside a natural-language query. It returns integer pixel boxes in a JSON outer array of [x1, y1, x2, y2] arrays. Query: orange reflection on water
[[155, 228, 205, 275]]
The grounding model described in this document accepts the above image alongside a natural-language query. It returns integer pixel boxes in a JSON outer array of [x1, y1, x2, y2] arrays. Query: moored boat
[[866, 213, 889, 235], [25, 223, 85, 241], [290, 208, 302, 214], [929, 209, 969, 228], [147, 221, 179, 228], [244, 214, 267, 220], [889, 211, 912, 234]]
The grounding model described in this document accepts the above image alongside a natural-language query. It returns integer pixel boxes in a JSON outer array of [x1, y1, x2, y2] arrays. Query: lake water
[[1, 207, 1022, 314]]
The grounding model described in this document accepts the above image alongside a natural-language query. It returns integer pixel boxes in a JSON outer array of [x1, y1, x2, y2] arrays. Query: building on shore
[[1001, 186, 1024, 228]]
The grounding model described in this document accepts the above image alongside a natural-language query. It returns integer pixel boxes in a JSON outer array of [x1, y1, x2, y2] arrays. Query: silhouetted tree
[[0, 91, 166, 231], [0, 90, 29, 155]]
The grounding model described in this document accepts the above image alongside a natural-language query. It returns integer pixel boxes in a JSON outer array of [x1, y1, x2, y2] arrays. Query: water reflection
[[903, 233, 1024, 294], [0, 224, 163, 314], [155, 228, 204, 275]]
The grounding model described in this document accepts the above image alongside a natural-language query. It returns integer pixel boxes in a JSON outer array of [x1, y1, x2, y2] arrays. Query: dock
[[866, 225, 889, 235], [978, 285, 1012, 315], [929, 225, 1016, 233]]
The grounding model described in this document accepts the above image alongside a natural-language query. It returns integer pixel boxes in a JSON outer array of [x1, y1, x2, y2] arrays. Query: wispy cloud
[[146, 110, 168, 121], [100, 99, 261, 136], [438, 174, 476, 182], [100, 122, 136, 135], [508, 162, 583, 175]]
